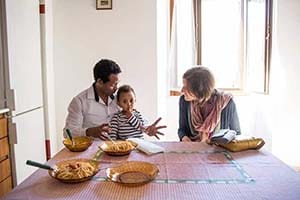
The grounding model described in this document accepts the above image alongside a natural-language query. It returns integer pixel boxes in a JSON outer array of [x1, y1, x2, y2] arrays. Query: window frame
[[169, 0, 273, 96]]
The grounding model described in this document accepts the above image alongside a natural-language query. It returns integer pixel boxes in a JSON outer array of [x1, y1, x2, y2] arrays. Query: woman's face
[[117, 91, 136, 112], [181, 79, 197, 101]]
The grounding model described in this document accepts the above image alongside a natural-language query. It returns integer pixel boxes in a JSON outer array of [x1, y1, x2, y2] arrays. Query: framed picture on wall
[[96, 0, 112, 10]]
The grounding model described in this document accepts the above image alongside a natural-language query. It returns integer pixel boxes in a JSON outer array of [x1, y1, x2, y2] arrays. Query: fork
[[103, 133, 116, 144], [66, 129, 75, 146]]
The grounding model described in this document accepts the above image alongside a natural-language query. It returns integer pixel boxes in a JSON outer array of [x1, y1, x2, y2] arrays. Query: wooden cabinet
[[0, 114, 12, 197]]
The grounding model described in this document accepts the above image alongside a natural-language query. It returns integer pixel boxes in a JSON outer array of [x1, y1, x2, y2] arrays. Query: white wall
[[161, 0, 300, 168], [51, 0, 300, 168], [53, 0, 157, 149], [236, 0, 300, 168], [270, 0, 300, 167]]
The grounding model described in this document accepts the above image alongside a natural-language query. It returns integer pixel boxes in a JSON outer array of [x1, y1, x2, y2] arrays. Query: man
[[64, 59, 166, 140]]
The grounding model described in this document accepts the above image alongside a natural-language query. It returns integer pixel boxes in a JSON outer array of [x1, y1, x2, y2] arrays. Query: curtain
[[169, 0, 197, 90]]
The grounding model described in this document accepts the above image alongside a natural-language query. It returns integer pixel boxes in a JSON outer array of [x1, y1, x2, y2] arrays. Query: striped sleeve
[[109, 113, 119, 139], [127, 110, 145, 130]]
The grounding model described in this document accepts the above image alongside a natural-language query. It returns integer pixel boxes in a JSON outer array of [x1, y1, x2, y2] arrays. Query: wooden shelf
[[0, 114, 12, 198]]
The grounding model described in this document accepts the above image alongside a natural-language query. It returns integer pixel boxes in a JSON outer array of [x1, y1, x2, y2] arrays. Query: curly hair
[[183, 66, 215, 103], [93, 59, 121, 83], [116, 85, 136, 101]]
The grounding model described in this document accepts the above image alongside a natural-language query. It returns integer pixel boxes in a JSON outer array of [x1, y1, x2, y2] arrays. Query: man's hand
[[145, 117, 167, 140], [86, 123, 111, 140]]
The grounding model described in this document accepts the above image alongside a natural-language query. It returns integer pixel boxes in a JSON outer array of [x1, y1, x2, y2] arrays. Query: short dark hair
[[93, 59, 121, 83], [183, 66, 215, 101], [116, 85, 135, 101]]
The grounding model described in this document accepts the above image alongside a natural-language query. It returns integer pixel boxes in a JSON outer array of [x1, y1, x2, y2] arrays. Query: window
[[169, 0, 272, 94]]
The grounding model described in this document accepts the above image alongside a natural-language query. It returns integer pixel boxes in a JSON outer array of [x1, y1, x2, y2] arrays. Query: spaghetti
[[56, 161, 95, 180]]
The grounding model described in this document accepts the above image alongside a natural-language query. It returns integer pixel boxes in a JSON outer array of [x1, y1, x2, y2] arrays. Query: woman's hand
[[86, 123, 111, 140], [145, 117, 167, 140], [182, 136, 192, 142]]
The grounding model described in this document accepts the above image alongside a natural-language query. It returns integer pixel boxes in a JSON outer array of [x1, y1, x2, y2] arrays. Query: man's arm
[[64, 97, 86, 138]]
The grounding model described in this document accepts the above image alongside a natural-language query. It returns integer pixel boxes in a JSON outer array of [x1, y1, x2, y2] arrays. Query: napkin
[[127, 138, 165, 155], [210, 129, 237, 144]]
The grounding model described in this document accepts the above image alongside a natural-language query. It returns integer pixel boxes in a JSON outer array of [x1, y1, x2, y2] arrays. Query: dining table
[[2, 140, 300, 200]]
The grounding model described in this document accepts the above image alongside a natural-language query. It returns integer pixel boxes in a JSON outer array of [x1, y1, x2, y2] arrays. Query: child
[[109, 85, 148, 140]]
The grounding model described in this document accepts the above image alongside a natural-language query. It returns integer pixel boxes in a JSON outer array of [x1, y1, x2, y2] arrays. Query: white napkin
[[127, 138, 165, 155]]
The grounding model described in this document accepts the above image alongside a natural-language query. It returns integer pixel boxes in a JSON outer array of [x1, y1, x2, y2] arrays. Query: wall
[[270, 0, 300, 167], [162, 0, 300, 168], [51, 0, 300, 168], [52, 0, 157, 148]]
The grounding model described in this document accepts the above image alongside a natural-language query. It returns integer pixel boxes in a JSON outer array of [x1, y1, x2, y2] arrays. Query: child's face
[[118, 91, 136, 112]]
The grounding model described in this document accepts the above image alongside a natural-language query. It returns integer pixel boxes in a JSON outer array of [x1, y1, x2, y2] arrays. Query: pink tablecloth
[[2, 141, 300, 200]]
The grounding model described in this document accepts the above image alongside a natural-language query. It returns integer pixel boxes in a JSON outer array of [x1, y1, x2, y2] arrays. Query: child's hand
[[145, 117, 167, 140]]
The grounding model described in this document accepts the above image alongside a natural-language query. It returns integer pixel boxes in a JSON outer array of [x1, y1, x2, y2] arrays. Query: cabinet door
[[0, 159, 11, 182], [0, 137, 9, 160], [0, 176, 12, 197], [0, 116, 7, 139]]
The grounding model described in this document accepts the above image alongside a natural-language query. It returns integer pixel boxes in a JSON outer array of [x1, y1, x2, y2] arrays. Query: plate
[[106, 161, 159, 186], [63, 136, 93, 152], [48, 158, 99, 183], [99, 141, 137, 156]]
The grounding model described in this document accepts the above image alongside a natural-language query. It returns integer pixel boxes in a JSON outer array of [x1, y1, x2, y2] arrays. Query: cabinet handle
[[0, 155, 9, 162]]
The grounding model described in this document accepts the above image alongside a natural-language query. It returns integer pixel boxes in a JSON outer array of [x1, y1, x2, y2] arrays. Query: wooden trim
[[170, 88, 248, 97], [264, 0, 272, 94], [170, 0, 174, 41], [195, 0, 201, 64], [170, 90, 182, 96]]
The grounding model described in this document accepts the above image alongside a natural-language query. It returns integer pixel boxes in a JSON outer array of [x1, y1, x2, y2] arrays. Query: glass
[[201, 0, 243, 89]]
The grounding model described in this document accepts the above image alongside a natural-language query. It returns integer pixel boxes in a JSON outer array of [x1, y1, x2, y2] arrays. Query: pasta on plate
[[49, 159, 99, 183], [56, 161, 95, 180], [99, 141, 136, 155]]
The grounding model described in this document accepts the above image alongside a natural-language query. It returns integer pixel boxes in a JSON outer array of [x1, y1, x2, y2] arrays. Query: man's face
[[101, 74, 120, 97]]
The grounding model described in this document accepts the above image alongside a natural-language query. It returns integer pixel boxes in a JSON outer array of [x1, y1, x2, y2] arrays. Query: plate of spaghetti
[[99, 141, 137, 156], [48, 158, 99, 183]]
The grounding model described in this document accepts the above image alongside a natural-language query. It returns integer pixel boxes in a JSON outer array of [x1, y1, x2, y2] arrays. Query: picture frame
[[96, 0, 112, 10]]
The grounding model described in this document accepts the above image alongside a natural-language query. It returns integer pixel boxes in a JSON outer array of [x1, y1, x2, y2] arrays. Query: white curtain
[[169, 0, 197, 89]]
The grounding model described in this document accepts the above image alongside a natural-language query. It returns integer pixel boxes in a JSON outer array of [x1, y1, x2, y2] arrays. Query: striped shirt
[[109, 110, 146, 140]]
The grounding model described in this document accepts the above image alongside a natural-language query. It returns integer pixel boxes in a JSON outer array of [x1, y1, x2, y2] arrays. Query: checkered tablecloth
[[3, 141, 300, 200]]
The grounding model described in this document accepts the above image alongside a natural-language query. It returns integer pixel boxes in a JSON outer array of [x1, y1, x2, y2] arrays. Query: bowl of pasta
[[99, 140, 137, 156], [63, 136, 93, 152], [106, 161, 159, 186], [48, 158, 99, 183]]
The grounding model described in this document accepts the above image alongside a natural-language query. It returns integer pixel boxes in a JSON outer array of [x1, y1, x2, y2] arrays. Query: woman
[[178, 66, 241, 142]]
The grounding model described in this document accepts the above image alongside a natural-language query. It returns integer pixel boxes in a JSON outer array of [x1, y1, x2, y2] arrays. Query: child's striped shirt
[[109, 110, 146, 140]]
